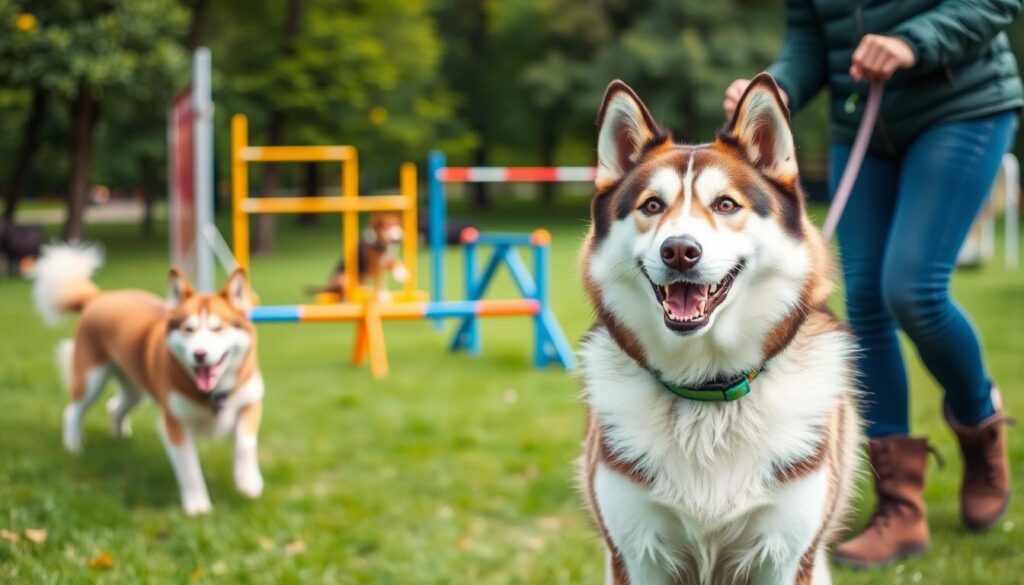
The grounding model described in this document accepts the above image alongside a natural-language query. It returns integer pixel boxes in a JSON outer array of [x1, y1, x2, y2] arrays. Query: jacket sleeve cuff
[[889, 31, 926, 71], [888, 33, 921, 67]]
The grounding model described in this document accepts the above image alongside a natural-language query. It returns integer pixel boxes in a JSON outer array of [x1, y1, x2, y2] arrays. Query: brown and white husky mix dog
[[308, 211, 409, 301], [579, 74, 862, 584], [32, 244, 264, 515]]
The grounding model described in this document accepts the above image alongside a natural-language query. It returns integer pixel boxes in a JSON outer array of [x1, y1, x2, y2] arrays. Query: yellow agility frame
[[230, 113, 422, 377], [231, 113, 419, 303]]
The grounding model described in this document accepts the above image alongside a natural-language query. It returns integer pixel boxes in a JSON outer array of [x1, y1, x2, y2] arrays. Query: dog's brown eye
[[209, 324, 223, 333], [640, 197, 665, 216], [183, 325, 196, 334], [714, 196, 740, 214]]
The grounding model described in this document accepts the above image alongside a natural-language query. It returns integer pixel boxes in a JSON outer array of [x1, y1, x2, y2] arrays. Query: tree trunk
[[252, 0, 303, 254], [539, 109, 558, 204], [2, 86, 49, 222], [63, 84, 100, 242], [186, 0, 210, 50], [468, 0, 490, 208], [298, 162, 320, 226], [470, 145, 490, 208]]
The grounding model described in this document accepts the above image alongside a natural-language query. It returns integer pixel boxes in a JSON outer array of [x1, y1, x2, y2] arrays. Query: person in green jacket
[[724, 0, 1023, 569]]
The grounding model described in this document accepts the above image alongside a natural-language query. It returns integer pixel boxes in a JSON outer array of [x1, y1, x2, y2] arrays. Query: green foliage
[[0, 0, 188, 98], [207, 0, 471, 185], [433, 0, 830, 171], [0, 0, 189, 200], [8, 0, 1024, 207]]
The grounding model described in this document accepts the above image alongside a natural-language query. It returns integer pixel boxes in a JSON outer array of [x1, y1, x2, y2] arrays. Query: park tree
[[0, 8, 50, 223], [206, 0, 468, 250], [566, 0, 826, 171], [558, 0, 784, 148], [434, 0, 801, 206], [0, 0, 188, 239], [517, 0, 612, 201], [435, 0, 494, 207]]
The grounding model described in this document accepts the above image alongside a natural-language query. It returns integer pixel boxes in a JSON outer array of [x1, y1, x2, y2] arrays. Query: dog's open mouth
[[647, 263, 744, 332], [194, 354, 229, 393]]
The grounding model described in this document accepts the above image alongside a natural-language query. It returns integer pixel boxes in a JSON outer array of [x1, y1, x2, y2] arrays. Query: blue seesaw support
[[449, 228, 576, 369]]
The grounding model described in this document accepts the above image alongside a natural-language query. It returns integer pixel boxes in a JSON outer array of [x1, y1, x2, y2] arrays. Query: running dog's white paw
[[234, 433, 263, 498], [234, 464, 264, 499], [376, 290, 394, 303], [63, 404, 82, 454], [182, 492, 213, 516]]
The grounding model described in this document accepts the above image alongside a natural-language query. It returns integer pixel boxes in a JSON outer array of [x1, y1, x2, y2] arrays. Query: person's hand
[[723, 78, 788, 119], [850, 34, 916, 83]]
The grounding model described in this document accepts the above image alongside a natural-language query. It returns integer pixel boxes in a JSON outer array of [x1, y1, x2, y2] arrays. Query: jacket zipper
[[852, 0, 864, 38], [851, 0, 896, 155]]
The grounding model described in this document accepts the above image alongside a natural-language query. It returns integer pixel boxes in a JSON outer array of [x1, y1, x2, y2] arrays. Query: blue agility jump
[[426, 150, 594, 370]]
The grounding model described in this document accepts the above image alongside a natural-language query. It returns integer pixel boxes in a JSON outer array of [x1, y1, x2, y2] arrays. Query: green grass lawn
[[1, 199, 1023, 584]]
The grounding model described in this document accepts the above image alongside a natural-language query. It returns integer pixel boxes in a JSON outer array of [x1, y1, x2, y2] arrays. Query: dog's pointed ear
[[596, 80, 667, 188], [168, 268, 194, 306], [720, 73, 798, 186], [221, 268, 253, 313]]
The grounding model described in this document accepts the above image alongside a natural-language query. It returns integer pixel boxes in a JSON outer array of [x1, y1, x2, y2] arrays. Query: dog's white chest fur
[[169, 375, 264, 438], [581, 327, 854, 582]]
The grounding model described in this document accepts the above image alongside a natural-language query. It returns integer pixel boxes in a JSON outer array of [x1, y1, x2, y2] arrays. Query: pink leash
[[820, 81, 885, 240]]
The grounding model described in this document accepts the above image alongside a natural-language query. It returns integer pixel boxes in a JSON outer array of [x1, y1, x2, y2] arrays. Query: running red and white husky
[[32, 245, 264, 515], [579, 74, 862, 584]]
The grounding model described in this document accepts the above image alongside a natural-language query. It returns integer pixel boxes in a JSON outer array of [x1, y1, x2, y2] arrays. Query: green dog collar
[[658, 366, 763, 402]]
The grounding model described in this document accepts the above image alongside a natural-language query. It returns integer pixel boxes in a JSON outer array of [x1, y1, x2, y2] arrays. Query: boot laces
[[866, 498, 903, 531], [867, 444, 900, 531]]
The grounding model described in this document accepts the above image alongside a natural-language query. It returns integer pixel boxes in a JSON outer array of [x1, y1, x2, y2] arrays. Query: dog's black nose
[[193, 350, 208, 364], [660, 236, 702, 271]]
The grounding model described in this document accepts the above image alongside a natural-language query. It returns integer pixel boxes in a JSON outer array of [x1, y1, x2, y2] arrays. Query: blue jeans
[[829, 110, 1018, 438]]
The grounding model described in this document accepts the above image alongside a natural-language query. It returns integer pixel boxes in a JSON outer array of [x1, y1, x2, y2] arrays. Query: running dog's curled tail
[[31, 243, 104, 326]]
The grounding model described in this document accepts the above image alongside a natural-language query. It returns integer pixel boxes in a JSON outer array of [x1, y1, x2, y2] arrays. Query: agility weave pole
[[168, 48, 220, 292]]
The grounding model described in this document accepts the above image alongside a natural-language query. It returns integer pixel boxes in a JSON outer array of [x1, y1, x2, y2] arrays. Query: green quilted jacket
[[767, 0, 1024, 155]]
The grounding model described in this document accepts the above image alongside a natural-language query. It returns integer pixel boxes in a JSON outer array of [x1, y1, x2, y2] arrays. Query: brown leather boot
[[945, 388, 1011, 532], [833, 436, 931, 569]]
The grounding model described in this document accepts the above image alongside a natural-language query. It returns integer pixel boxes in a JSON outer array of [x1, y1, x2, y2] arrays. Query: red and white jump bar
[[436, 166, 596, 183]]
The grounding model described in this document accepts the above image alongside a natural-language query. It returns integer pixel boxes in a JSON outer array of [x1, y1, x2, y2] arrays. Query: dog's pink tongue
[[195, 366, 215, 393], [666, 282, 709, 319]]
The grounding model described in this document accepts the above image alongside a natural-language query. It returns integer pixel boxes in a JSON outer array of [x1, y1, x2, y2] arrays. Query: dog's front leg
[[594, 466, 677, 585], [750, 548, 830, 585], [747, 471, 830, 585], [158, 411, 212, 515], [234, 399, 264, 498], [371, 268, 392, 302]]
